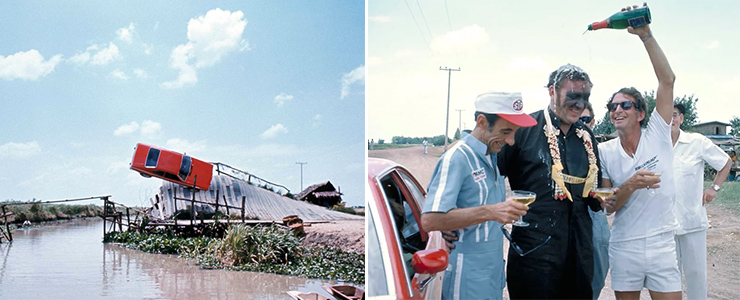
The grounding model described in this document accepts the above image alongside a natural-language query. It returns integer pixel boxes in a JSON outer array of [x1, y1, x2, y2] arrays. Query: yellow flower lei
[[543, 110, 599, 201]]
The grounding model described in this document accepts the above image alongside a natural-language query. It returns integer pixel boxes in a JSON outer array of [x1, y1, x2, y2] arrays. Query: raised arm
[[626, 3, 675, 124]]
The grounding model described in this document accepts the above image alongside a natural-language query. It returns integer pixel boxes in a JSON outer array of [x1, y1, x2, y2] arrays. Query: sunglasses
[[501, 225, 552, 257], [579, 116, 593, 123], [607, 101, 639, 112]]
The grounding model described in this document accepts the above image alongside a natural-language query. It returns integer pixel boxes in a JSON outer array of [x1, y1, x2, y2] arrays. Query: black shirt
[[498, 107, 602, 299]]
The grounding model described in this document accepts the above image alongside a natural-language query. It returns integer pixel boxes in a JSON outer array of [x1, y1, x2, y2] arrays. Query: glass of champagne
[[511, 190, 536, 227], [593, 187, 614, 213], [645, 173, 660, 195]]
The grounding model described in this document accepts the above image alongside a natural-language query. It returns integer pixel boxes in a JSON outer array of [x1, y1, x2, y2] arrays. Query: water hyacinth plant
[[104, 223, 364, 283]]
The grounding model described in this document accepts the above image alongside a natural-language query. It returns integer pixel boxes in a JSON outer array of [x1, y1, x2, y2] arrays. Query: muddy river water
[[0, 218, 336, 299]]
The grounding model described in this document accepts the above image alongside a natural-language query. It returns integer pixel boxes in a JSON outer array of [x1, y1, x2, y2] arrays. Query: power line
[[443, 0, 453, 31], [404, 0, 434, 57], [415, 0, 434, 42]]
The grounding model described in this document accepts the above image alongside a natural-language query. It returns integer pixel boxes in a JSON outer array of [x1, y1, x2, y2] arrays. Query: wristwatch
[[711, 184, 720, 192]]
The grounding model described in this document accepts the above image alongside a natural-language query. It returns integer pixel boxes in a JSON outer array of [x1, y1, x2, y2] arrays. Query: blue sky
[[0, 1, 365, 207], [368, 0, 740, 141]]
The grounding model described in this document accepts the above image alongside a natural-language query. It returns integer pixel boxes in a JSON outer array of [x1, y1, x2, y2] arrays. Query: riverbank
[[104, 221, 365, 284]]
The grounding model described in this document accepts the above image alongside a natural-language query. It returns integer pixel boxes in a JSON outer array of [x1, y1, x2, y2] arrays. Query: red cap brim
[[499, 113, 537, 127]]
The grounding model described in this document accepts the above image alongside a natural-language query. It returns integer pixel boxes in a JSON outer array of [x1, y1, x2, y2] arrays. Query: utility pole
[[440, 67, 460, 151], [296, 162, 307, 191], [455, 109, 465, 139]]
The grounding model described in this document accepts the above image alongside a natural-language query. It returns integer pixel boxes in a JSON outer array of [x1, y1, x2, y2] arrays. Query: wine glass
[[511, 190, 536, 227], [593, 187, 614, 214], [645, 173, 661, 195]]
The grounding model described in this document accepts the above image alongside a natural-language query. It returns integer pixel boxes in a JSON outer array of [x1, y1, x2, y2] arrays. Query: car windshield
[[179, 156, 192, 181], [145, 148, 160, 167], [367, 208, 390, 297]]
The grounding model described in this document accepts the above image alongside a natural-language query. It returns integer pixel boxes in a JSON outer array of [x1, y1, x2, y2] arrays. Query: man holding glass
[[598, 4, 681, 299], [497, 63, 604, 299], [421, 92, 535, 300]]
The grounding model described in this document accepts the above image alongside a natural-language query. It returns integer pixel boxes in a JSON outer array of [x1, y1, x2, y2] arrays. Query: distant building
[[295, 181, 343, 208], [693, 121, 731, 136]]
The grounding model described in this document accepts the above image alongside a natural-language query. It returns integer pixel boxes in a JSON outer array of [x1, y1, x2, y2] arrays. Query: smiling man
[[598, 4, 682, 299], [497, 64, 604, 299], [421, 92, 535, 300]]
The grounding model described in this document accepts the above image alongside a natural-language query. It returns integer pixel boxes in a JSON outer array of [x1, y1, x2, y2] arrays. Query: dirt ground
[[370, 144, 740, 300], [302, 219, 365, 255]]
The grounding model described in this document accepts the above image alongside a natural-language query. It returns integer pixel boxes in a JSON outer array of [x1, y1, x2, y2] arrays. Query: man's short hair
[[608, 87, 648, 127], [674, 103, 686, 115], [546, 64, 594, 90], [475, 111, 500, 131]]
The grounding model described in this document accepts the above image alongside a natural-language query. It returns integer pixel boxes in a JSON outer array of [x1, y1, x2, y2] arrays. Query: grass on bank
[[706, 180, 740, 214], [104, 223, 364, 284], [0, 202, 101, 224]]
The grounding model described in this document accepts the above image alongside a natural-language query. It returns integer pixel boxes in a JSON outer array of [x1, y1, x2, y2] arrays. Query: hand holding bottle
[[624, 2, 652, 39]]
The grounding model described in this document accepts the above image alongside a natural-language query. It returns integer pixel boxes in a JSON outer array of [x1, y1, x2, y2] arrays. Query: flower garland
[[543, 109, 598, 201]]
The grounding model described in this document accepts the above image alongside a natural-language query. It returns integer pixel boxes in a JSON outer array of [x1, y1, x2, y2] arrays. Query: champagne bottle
[[587, 6, 651, 31]]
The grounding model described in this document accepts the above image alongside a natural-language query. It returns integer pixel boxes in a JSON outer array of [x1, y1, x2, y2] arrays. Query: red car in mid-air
[[367, 157, 449, 299], [130, 143, 213, 190]]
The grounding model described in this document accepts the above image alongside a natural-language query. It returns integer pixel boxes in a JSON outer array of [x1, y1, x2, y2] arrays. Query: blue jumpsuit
[[423, 134, 507, 300]]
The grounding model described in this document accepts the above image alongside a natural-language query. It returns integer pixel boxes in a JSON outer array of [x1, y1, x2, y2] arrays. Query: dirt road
[[370, 144, 740, 300]]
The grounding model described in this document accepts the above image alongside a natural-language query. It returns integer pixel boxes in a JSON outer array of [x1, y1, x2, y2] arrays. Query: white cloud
[[0, 141, 41, 158], [113, 120, 161, 137], [143, 44, 153, 55], [140, 120, 162, 138], [69, 166, 93, 176], [117, 23, 136, 44], [107, 161, 130, 174], [369, 15, 392, 23], [162, 8, 248, 89], [703, 41, 720, 50], [91, 42, 122, 65], [507, 57, 549, 70], [430, 24, 490, 55], [341, 65, 365, 100], [133, 69, 148, 78], [68, 52, 91, 65], [274, 93, 294, 107], [166, 138, 206, 154], [114, 121, 140, 136], [367, 56, 383, 67], [261, 124, 288, 139], [312, 114, 322, 128], [111, 69, 129, 80], [0, 50, 62, 81]]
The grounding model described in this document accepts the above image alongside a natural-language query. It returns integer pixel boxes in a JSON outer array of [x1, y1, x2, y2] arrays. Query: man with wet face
[[598, 3, 682, 299], [494, 63, 604, 299], [422, 92, 535, 300]]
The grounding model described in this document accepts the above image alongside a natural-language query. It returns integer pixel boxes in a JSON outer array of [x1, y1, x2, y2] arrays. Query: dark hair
[[674, 103, 686, 115], [546, 64, 594, 90], [584, 101, 594, 118], [475, 111, 500, 131], [608, 87, 648, 127]]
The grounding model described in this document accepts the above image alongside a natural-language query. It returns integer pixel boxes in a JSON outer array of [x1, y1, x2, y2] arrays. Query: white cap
[[474, 92, 537, 127]]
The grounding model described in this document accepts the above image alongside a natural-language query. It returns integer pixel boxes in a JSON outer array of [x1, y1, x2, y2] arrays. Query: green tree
[[674, 94, 699, 131], [730, 116, 740, 138]]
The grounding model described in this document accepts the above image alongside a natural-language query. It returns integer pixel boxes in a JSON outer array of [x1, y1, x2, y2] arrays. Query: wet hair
[[608, 87, 648, 127], [674, 103, 686, 115], [546, 64, 594, 90], [475, 111, 500, 131]]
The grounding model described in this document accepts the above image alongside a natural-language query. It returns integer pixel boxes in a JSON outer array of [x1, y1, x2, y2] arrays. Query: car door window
[[398, 171, 425, 208], [380, 172, 427, 279], [179, 156, 192, 181]]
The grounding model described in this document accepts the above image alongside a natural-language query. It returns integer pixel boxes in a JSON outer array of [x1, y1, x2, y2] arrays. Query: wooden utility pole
[[440, 67, 460, 151]]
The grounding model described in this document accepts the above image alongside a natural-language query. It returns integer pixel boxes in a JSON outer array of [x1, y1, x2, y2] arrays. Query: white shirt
[[673, 130, 729, 235], [599, 110, 679, 242]]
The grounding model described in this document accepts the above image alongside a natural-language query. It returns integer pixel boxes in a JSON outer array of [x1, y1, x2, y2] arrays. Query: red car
[[130, 143, 213, 190], [367, 157, 449, 299]]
